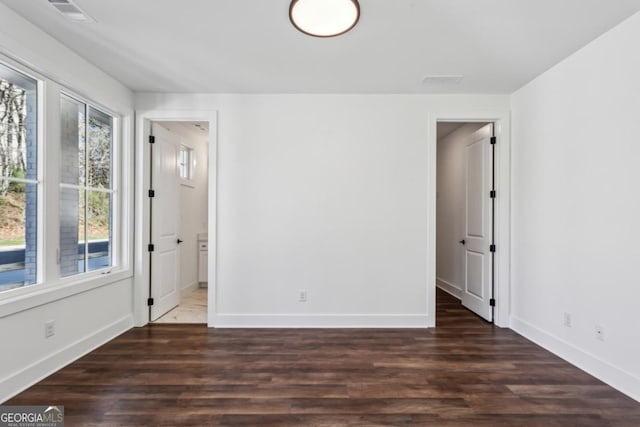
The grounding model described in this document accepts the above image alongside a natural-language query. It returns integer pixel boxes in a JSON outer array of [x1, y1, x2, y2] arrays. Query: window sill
[[0, 268, 133, 319]]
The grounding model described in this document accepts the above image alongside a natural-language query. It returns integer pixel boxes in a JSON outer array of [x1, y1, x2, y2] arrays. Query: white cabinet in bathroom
[[198, 237, 208, 287]]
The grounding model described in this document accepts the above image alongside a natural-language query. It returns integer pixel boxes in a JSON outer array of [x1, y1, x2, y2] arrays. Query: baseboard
[[510, 316, 640, 402], [436, 277, 462, 299], [0, 315, 133, 403], [180, 281, 199, 296], [211, 313, 433, 328]]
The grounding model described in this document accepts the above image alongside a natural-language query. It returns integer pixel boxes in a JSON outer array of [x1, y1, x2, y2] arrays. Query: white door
[[150, 123, 182, 321], [461, 124, 494, 322]]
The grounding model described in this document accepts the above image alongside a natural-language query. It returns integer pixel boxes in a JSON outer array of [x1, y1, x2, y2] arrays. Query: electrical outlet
[[595, 324, 604, 341], [45, 320, 55, 338], [298, 289, 307, 302], [563, 312, 572, 328]]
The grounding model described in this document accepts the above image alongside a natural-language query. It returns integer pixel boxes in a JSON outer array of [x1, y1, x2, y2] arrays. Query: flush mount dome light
[[290, 0, 360, 38]]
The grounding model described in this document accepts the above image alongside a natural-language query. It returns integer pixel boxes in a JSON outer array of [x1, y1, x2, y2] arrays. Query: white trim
[[36, 78, 45, 287], [428, 111, 511, 328], [43, 78, 60, 288], [436, 277, 461, 299], [213, 314, 431, 328], [133, 110, 218, 328], [0, 52, 45, 88], [0, 314, 132, 403], [0, 54, 45, 289], [511, 316, 640, 402], [0, 270, 132, 318], [0, 40, 131, 117], [57, 92, 122, 277], [59, 88, 122, 125]]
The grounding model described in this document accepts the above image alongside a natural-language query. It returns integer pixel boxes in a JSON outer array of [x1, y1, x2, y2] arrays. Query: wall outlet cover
[[45, 320, 55, 338], [563, 312, 572, 328]]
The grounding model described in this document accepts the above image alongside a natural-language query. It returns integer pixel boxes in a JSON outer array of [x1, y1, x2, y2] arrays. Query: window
[[0, 56, 126, 299], [179, 145, 194, 181], [0, 62, 39, 292], [59, 94, 114, 277]]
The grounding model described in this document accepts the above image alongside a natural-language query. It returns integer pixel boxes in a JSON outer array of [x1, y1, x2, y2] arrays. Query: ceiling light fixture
[[289, 0, 360, 38]]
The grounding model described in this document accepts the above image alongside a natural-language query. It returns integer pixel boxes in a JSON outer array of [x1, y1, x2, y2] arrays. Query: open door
[[461, 124, 494, 322], [149, 123, 182, 321]]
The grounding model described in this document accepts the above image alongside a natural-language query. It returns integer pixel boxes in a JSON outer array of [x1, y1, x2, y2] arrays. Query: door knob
[[459, 239, 466, 245], [177, 239, 183, 244]]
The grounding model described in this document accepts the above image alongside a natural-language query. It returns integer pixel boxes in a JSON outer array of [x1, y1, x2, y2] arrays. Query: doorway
[[436, 121, 495, 323], [149, 121, 210, 324]]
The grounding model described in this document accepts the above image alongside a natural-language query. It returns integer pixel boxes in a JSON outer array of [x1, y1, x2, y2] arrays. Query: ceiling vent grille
[[48, 0, 94, 22], [422, 75, 464, 86]]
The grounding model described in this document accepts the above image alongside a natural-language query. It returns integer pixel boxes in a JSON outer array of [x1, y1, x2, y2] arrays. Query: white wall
[[156, 122, 209, 292], [136, 93, 509, 327], [0, 3, 134, 402], [510, 11, 640, 401], [436, 123, 486, 298]]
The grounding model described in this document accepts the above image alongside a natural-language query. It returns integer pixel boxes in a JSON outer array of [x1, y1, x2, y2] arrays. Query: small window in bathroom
[[178, 145, 195, 181]]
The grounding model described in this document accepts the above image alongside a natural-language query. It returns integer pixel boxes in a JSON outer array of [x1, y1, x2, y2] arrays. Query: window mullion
[[45, 81, 61, 284], [84, 104, 89, 274]]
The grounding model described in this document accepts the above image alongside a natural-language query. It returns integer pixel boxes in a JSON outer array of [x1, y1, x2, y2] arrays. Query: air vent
[[422, 75, 464, 86], [48, 0, 95, 22]]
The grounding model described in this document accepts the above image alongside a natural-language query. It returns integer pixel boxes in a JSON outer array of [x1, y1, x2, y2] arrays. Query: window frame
[[58, 90, 122, 280], [0, 57, 45, 291], [178, 143, 195, 185], [0, 52, 131, 311]]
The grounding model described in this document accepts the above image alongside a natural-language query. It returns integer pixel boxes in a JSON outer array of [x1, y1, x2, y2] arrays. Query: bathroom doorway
[[149, 120, 209, 324]]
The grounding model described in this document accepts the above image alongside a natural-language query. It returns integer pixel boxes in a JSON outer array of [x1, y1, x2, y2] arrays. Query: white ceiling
[[158, 121, 209, 145], [3, 0, 640, 94], [436, 122, 490, 140], [437, 122, 464, 140], [160, 121, 209, 135]]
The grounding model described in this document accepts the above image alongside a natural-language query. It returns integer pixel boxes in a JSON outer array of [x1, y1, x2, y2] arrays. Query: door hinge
[[148, 243, 155, 252], [148, 189, 155, 198], [490, 298, 496, 307], [149, 135, 155, 144], [490, 136, 496, 145], [489, 244, 496, 252], [147, 298, 154, 306], [490, 190, 496, 198]]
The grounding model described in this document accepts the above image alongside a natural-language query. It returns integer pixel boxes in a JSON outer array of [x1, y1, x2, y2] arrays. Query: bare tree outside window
[[0, 80, 27, 195]]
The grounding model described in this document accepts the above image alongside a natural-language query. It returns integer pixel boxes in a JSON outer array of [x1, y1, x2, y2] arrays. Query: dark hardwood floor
[[7, 289, 640, 426]]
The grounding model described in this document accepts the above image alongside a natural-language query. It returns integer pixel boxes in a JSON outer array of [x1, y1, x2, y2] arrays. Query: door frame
[[133, 110, 218, 327], [428, 112, 511, 327]]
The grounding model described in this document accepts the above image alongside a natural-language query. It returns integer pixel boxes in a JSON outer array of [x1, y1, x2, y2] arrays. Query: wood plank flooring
[[7, 289, 640, 426]]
